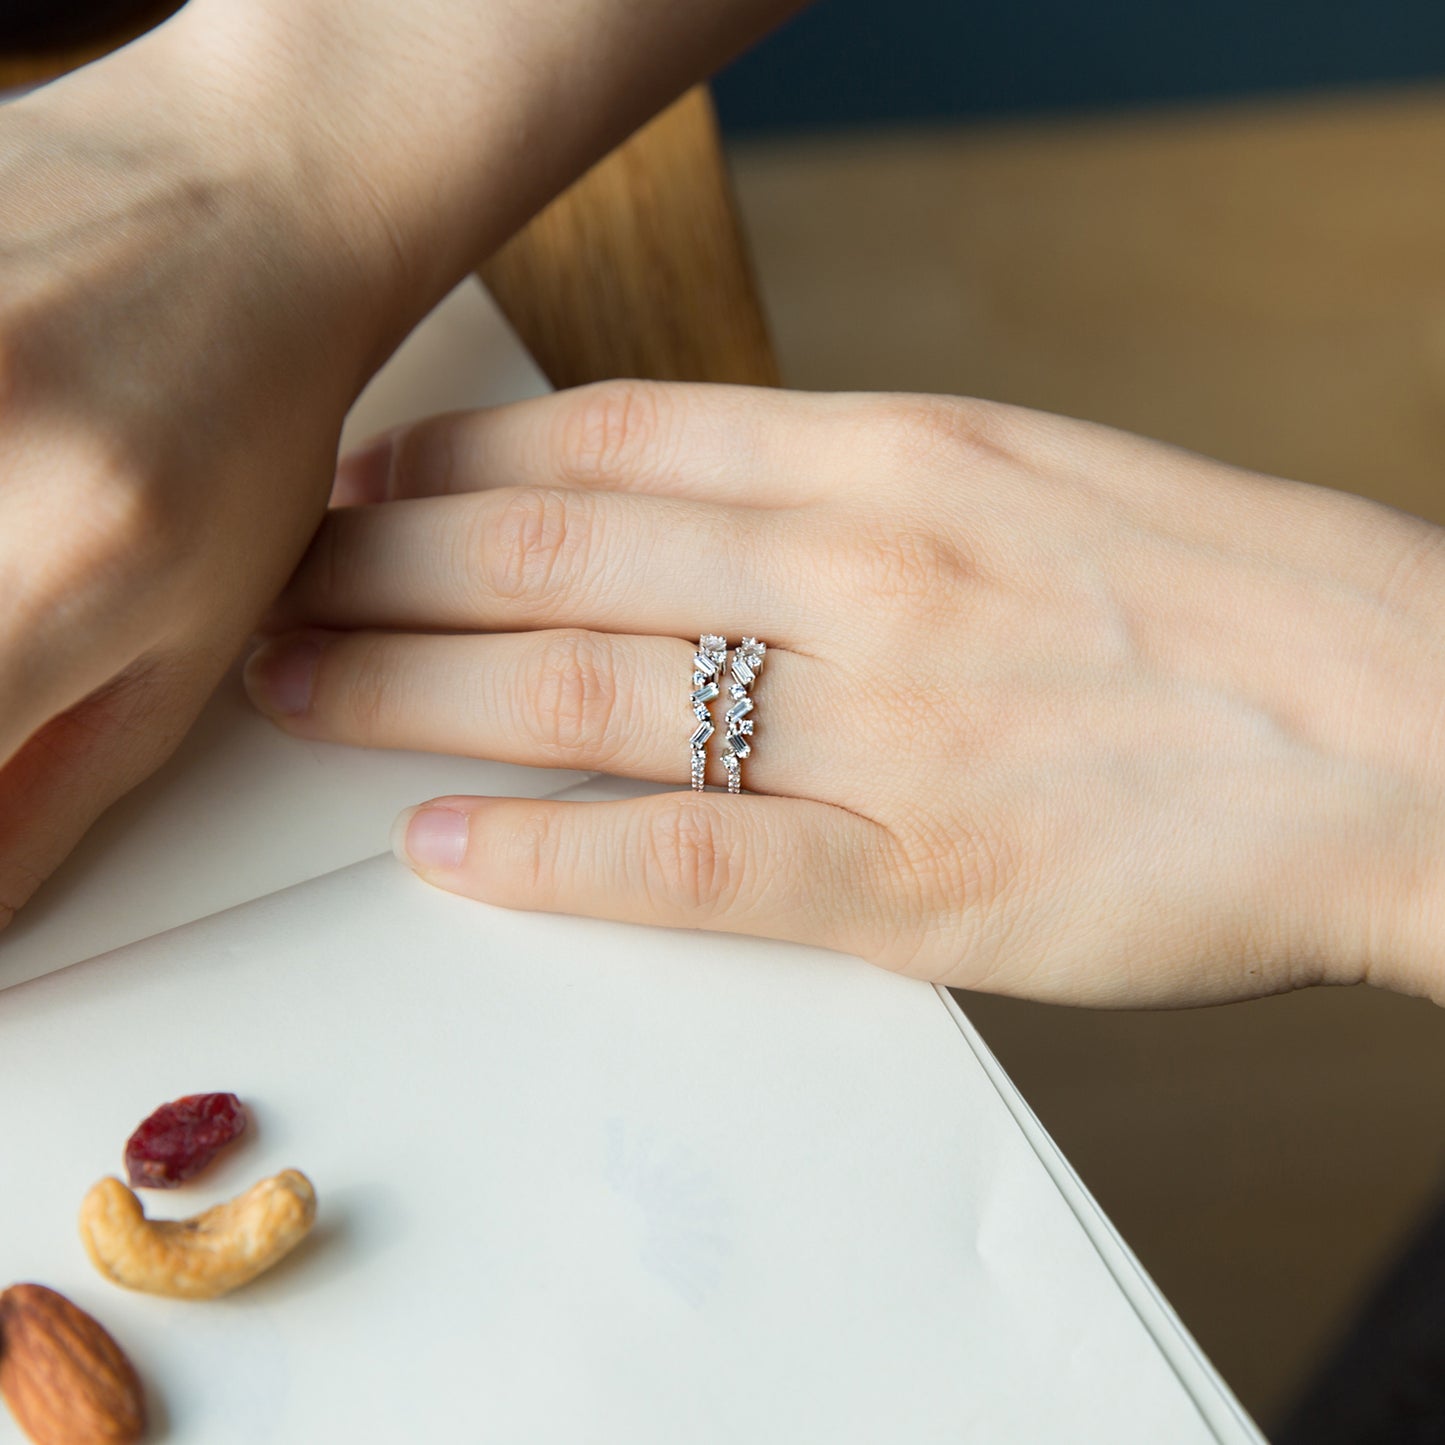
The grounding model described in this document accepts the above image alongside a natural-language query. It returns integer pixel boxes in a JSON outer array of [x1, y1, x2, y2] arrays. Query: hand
[[246, 382, 1445, 1006], [0, 42, 400, 926], [0, 0, 804, 929]]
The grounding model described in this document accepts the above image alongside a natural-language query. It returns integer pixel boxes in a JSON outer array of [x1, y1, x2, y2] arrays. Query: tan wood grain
[[481, 86, 779, 389]]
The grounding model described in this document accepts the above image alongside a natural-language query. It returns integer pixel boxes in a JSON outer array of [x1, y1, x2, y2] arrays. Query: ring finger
[[243, 627, 832, 797]]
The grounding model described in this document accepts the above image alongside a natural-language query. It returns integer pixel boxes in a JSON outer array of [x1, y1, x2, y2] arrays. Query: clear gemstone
[[690, 720, 714, 749], [725, 733, 751, 758], [731, 656, 755, 686], [738, 720, 753, 735], [725, 698, 753, 724], [701, 634, 726, 652], [722, 754, 740, 772], [692, 702, 710, 722], [691, 682, 719, 706], [728, 682, 746, 699], [693, 652, 718, 678]]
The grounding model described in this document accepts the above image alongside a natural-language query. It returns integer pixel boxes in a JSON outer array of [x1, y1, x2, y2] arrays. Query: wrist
[[1294, 495, 1445, 1000], [140, 0, 794, 332], [11, 15, 413, 392], [1359, 588, 1445, 1005], [1149, 470, 1445, 1002]]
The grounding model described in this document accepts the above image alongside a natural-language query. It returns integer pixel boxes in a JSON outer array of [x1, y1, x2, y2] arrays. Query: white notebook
[[0, 280, 1265, 1443]]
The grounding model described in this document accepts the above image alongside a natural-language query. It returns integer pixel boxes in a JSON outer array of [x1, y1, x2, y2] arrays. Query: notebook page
[[0, 851, 1230, 1444]]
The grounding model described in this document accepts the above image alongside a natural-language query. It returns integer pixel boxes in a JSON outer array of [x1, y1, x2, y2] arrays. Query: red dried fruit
[[123, 1093, 247, 1189]]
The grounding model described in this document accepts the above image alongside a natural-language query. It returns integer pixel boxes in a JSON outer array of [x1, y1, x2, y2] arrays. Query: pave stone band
[[721, 636, 765, 795], [689, 634, 727, 791]]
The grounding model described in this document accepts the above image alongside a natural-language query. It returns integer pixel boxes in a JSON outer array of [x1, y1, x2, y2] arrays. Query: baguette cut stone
[[725, 697, 753, 724], [691, 682, 719, 706], [731, 656, 755, 686], [725, 733, 750, 758], [690, 720, 714, 749], [693, 652, 718, 679]]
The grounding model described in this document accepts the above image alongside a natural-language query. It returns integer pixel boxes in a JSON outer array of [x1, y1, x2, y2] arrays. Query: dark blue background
[[714, 0, 1445, 133]]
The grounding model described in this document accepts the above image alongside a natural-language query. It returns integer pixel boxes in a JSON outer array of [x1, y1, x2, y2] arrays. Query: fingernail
[[393, 805, 470, 870], [243, 636, 321, 717], [332, 433, 396, 506]]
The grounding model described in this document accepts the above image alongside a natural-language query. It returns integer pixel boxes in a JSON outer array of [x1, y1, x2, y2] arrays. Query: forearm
[[101, 0, 797, 354]]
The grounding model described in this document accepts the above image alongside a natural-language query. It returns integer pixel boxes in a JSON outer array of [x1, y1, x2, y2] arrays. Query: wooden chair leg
[[480, 86, 780, 391]]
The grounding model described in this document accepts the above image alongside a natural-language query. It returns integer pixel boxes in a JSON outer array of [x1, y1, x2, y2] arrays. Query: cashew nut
[[79, 1169, 317, 1300]]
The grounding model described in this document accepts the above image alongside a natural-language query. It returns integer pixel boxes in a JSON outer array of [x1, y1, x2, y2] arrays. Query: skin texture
[[0, 0, 797, 928], [0, 55, 378, 925], [6, 2, 1443, 1007], [246, 382, 1445, 1007]]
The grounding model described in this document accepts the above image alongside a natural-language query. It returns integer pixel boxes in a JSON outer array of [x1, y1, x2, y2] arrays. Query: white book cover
[[0, 280, 1265, 1444]]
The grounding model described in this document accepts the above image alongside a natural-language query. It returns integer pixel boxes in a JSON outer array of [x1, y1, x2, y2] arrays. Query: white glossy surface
[[0, 853, 1232, 1443]]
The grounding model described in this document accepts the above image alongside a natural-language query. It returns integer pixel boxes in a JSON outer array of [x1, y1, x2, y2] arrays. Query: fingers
[[274, 486, 810, 640], [244, 628, 826, 796], [390, 789, 893, 958], [331, 381, 841, 509]]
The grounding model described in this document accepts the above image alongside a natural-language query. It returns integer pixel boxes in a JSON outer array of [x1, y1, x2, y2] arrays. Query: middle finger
[[271, 488, 811, 643]]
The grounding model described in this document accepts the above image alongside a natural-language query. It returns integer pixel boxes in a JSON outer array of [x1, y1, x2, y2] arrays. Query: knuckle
[[481, 486, 595, 612], [520, 629, 621, 763], [639, 798, 736, 920], [55, 451, 186, 596], [867, 393, 1006, 471], [553, 379, 668, 486], [830, 525, 973, 614], [331, 637, 397, 739], [501, 803, 559, 902]]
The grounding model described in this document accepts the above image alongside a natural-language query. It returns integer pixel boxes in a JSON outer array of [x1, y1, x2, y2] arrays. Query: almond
[[0, 1284, 144, 1445]]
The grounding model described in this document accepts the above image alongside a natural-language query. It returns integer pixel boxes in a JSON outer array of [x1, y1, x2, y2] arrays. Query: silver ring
[[722, 637, 765, 794], [689, 634, 726, 790]]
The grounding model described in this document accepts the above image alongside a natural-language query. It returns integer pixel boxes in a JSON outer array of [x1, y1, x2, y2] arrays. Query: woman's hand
[[0, 0, 797, 928], [247, 382, 1445, 1007], [0, 38, 410, 926]]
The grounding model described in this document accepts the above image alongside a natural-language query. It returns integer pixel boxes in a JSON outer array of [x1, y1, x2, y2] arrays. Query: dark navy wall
[[714, 0, 1445, 133]]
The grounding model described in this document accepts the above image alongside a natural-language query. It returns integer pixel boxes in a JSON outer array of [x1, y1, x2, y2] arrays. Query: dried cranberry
[[124, 1093, 248, 1189]]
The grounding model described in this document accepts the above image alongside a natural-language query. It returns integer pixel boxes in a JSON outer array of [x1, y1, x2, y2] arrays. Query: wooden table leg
[[481, 86, 780, 390]]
